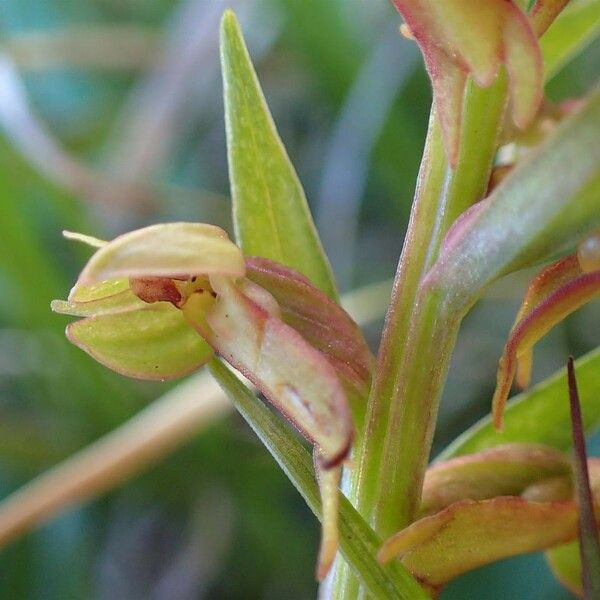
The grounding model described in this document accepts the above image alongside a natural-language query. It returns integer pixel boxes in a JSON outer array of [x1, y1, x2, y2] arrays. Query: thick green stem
[[374, 291, 460, 532], [353, 75, 508, 540], [349, 109, 447, 522], [208, 359, 428, 600]]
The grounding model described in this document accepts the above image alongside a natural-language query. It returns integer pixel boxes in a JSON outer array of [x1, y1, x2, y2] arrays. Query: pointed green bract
[[220, 11, 338, 300]]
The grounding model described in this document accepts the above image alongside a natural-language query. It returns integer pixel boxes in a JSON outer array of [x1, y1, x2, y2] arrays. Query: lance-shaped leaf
[[245, 257, 375, 397], [392, 0, 542, 164], [379, 497, 579, 589], [425, 87, 600, 316], [568, 357, 600, 597], [492, 269, 600, 429], [220, 11, 337, 299], [200, 276, 353, 468], [420, 443, 570, 516], [540, 0, 600, 80]]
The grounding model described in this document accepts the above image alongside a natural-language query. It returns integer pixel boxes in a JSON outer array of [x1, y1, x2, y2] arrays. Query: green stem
[[353, 75, 508, 540], [208, 359, 429, 600], [350, 108, 447, 523]]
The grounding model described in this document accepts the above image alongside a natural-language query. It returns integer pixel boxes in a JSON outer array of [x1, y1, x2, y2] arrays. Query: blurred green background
[[0, 1, 598, 598]]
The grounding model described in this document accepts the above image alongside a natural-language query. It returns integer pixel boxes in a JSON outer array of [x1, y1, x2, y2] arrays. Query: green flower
[[53, 221, 371, 579]]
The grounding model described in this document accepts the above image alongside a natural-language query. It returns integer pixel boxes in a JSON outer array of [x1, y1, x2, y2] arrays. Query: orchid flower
[[378, 443, 600, 596], [391, 0, 543, 165], [492, 231, 600, 429], [51, 222, 375, 579]]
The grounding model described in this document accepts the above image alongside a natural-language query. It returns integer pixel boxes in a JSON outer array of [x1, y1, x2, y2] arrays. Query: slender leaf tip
[[221, 8, 237, 28], [567, 356, 600, 598]]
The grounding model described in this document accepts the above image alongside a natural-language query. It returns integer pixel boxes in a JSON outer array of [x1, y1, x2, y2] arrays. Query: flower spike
[[391, 0, 543, 164]]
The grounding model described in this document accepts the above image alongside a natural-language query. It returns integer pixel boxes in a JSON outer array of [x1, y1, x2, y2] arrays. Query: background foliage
[[0, 0, 599, 598]]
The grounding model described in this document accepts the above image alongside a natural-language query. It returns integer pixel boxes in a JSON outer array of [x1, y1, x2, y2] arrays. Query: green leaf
[[541, 0, 600, 81], [546, 541, 584, 596], [220, 10, 338, 300], [208, 359, 429, 600], [438, 347, 600, 460], [67, 304, 213, 380]]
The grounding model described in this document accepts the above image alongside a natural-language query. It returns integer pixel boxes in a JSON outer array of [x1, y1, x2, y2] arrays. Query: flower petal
[[76, 223, 245, 286], [511, 255, 582, 389], [67, 304, 213, 380], [68, 278, 131, 303], [203, 276, 353, 467], [314, 455, 341, 581], [379, 497, 578, 587], [245, 257, 374, 396], [53, 279, 146, 317], [392, 0, 542, 164], [63, 230, 107, 248], [420, 443, 570, 516], [492, 269, 600, 429]]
